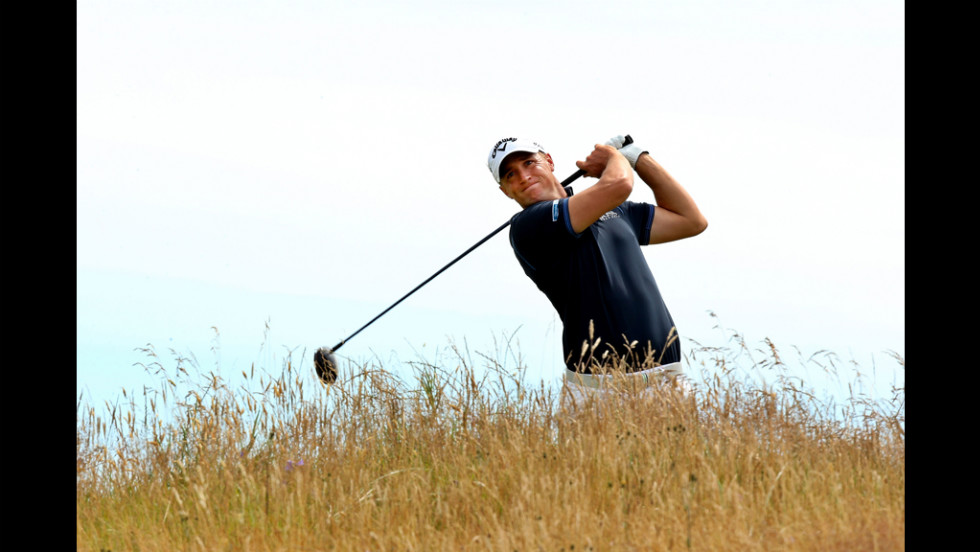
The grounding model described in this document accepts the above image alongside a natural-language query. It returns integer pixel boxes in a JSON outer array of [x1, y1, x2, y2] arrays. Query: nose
[[514, 165, 533, 185]]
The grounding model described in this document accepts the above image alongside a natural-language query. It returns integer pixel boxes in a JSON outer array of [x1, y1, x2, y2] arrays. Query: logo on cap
[[491, 137, 517, 159]]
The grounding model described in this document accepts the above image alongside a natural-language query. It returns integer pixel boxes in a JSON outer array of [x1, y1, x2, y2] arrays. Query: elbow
[[680, 214, 708, 240], [611, 173, 633, 205], [693, 215, 708, 236]]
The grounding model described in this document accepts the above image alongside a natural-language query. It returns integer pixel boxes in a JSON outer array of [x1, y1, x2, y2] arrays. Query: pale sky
[[77, 0, 904, 406]]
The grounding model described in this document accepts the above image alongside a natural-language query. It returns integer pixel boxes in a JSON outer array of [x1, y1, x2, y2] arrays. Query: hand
[[604, 134, 647, 169], [575, 144, 625, 178], [604, 135, 632, 149]]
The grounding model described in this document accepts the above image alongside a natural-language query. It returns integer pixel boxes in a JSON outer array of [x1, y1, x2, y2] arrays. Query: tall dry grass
[[76, 329, 904, 551]]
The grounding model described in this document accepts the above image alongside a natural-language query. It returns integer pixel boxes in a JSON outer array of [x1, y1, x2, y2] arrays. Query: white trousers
[[561, 361, 693, 410]]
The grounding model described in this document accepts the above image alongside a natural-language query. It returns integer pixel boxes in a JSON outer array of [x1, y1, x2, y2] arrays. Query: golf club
[[314, 136, 632, 383]]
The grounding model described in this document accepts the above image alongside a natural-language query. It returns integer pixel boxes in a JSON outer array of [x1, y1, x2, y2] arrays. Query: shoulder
[[514, 199, 562, 221], [618, 200, 655, 226], [509, 199, 580, 261], [610, 201, 656, 245], [512, 199, 577, 236], [617, 200, 654, 217]]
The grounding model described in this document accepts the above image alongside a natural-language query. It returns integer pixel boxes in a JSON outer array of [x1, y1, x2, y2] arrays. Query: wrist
[[619, 144, 648, 169]]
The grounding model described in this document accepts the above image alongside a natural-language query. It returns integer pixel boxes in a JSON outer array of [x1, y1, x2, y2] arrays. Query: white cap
[[487, 137, 546, 183]]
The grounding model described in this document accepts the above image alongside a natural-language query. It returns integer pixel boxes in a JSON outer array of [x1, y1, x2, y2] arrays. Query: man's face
[[498, 151, 562, 208]]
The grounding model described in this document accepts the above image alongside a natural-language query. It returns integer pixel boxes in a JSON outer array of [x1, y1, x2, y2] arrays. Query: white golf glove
[[604, 134, 648, 169]]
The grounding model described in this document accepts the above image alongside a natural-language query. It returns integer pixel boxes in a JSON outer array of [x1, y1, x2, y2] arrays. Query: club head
[[313, 347, 338, 384]]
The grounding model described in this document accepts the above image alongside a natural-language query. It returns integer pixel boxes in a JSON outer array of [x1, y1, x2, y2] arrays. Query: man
[[487, 135, 707, 401]]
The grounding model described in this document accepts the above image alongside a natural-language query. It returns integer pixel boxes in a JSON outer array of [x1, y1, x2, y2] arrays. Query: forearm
[[568, 145, 634, 234], [635, 153, 706, 227], [597, 150, 633, 194]]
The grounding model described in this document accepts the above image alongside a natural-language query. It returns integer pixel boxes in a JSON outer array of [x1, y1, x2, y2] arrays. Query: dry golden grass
[[76, 332, 904, 551]]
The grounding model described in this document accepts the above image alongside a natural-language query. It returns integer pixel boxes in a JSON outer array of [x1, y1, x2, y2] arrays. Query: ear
[[542, 152, 555, 172], [499, 184, 513, 199]]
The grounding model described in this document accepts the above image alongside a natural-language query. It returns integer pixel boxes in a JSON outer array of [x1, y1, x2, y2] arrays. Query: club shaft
[[329, 169, 586, 353]]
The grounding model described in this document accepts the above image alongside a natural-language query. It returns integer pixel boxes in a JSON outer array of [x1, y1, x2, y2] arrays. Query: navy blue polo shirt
[[509, 197, 680, 373]]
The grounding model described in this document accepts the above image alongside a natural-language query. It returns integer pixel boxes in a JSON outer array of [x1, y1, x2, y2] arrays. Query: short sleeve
[[620, 201, 656, 245]]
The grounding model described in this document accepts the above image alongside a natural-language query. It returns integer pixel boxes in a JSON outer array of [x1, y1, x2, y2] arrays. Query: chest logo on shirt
[[599, 211, 620, 222], [552, 200, 560, 221]]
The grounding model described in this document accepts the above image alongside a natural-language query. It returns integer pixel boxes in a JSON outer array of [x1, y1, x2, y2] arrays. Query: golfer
[[487, 135, 707, 404]]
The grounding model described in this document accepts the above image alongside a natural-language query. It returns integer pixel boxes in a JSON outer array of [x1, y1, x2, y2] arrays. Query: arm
[[567, 144, 633, 234], [634, 153, 708, 244]]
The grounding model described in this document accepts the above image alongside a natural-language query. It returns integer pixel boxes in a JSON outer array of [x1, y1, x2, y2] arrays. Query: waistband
[[563, 362, 685, 390]]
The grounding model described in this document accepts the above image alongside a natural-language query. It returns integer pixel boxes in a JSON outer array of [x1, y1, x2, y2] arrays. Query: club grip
[[561, 170, 585, 187]]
